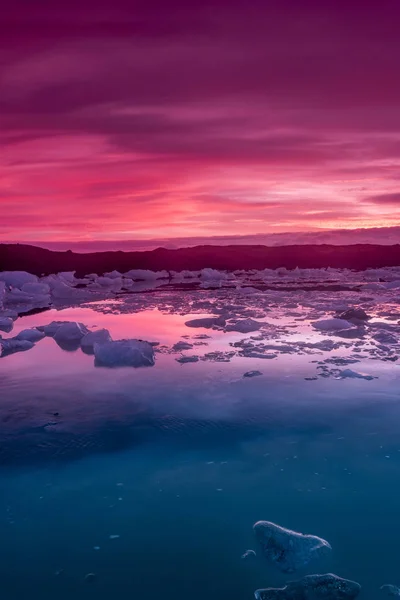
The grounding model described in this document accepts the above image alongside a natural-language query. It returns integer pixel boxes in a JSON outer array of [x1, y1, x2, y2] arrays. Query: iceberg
[[338, 369, 375, 381], [124, 269, 169, 281], [94, 339, 155, 367], [254, 520, 331, 573]]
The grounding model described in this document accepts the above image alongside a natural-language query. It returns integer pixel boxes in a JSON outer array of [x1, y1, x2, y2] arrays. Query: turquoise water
[[1, 293, 400, 599]]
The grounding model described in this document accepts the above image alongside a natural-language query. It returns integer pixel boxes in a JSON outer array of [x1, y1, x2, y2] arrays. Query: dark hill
[[1, 243, 400, 276]]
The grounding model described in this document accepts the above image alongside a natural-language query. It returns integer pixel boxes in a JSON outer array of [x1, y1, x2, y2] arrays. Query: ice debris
[[15, 328, 45, 342], [0, 316, 14, 332], [312, 318, 353, 331], [253, 520, 331, 573], [0, 271, 38, 288], [241, 549, 257, 559], [0, 338, 34, 357], [94, 339, 155, 367], [185, 316, 226, 328], [338, 369, 376, 381], [80, 329, 112, 354], [255, 573, 361, 600], [172, 341, 194, 351], [381, 585, 400, 597], [226, 318, 263, 333], [243, 370, 263, 378], [176, 355, 199, 363], [338, 308, 370, 322], [54, 322, 89, 350]]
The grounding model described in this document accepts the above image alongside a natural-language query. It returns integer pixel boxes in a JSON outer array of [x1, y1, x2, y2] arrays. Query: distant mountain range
[[1, 243, 400, 276], [10, 226, 400, 253]]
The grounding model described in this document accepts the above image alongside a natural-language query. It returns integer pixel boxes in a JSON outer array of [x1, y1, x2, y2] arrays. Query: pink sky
[[1, 0, 400, 243]]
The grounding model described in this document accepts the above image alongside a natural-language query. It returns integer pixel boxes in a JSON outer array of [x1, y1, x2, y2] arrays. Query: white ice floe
[[200, 268, 230, 281], [0, 316, 14, 332], [312, 318, 353, 331], [0, 338, 34, 356], [94, 339, 155, 367], [124, 269, 169, 281], [15, 328, 45, 342], [338, 369, 376, 381], [81, 329, 112, 353]]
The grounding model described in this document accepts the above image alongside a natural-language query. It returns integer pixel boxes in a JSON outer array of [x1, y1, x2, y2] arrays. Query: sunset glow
[[1, 1, 400, 242]]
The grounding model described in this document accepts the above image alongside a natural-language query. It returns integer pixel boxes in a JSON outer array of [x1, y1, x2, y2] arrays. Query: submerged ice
[[255, 574, 361, 600]]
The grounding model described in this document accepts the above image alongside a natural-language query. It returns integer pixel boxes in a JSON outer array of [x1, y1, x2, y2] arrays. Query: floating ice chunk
[[54, 322, 89, 350], [383, 280, 400, 289], [21, 282, 50, 295], [241, 549, 257, 559], [226, 318, 263, 333], [243, 352, 277, 359], [312, 318, 353, 331], [338, 369, 376, 381], [253, 520, 331, 573], [94, 339, 155, 367], [95, 276, 122, 287], [124, 269, 169, 280], [200, 268, 229, 281], [0, 317, 13, 332], [172, 341, 194, 351], [58, 271, 76, 284], [185, 316, 226, 328], [38, 321, 65, 336], [381, 585, 400, 597], [255, 573, 361, 600], [0, 338, 34, 357], [81, 329, 112, 354], [243, 370, 263, 378], [0, 281, 5, 308], [338, 308, 370, 322], [15, 328, 45, 342], [362, 282, 385, 290], [104, 270, 122, 279], [372, 331, 398, 345], [0, 271, 38, 288], [176, 355, 199, 363]]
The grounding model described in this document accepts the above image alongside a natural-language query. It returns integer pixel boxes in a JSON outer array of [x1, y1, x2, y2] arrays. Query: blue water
[[1, 296, 400, 599]]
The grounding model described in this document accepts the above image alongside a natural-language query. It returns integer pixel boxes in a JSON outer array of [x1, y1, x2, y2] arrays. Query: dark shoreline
[[1, 242, 400, 276]]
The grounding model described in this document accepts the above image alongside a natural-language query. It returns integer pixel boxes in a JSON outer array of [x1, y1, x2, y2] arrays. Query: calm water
[[1, 290, 400, 599]]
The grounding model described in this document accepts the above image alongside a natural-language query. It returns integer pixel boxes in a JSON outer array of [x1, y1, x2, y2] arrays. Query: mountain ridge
[[1, 243, 400, 276]]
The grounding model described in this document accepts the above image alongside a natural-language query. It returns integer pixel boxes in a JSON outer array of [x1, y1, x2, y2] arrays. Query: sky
[[1, 0, 400, 245]]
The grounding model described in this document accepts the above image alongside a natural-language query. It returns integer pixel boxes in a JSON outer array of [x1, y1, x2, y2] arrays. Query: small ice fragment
[[84, 573, 96, 583], [381, 585, 400, 597], [94, 339, 155, 367], [338, 369, 375, 381], [109, 534, 120, 539], [93, 546, 100, 551], [253, 520, 332, 573], [176, 355, 199, 363], [241, 549, 257, 560], [255, 573, 361, 600], [81, 328, 112, 353], [312, 318, 353, 331], [243, 370, 263, 378]]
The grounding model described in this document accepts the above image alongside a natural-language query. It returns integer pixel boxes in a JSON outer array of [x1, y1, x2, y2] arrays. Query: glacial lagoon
[[1, 268, 400, 600]]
